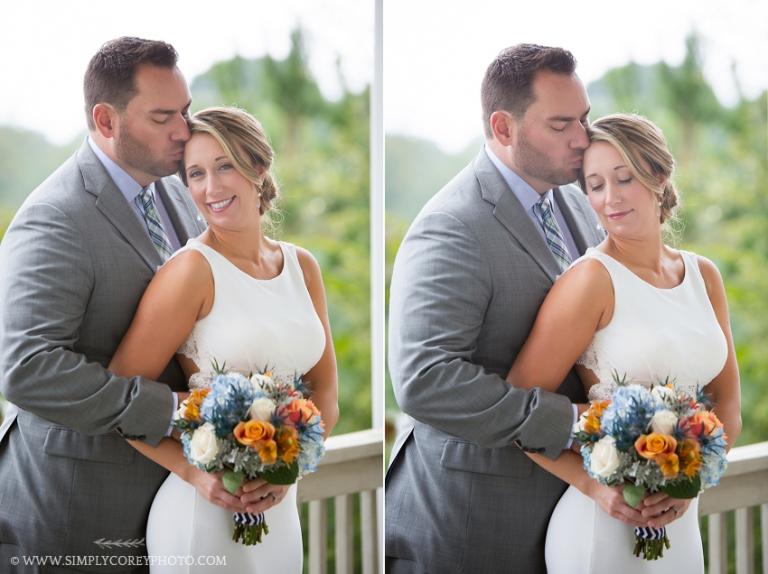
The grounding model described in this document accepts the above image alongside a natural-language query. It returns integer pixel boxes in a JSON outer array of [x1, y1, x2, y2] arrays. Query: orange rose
[[234, 420, 275, 446], [583, 414, 601, 435], [635, 433, 677, 460], [679, 438, 702, 478], [276, 426, 300, 464], [657, 453, 680, 479], [257, 439, 278, 464], [183, 387, 210, 422], [283, 398, 321, 426]]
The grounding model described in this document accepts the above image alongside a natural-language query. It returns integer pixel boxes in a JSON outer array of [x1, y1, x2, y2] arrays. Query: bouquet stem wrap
[[633, 526, 670, 560], [233, 512, 269, 545]]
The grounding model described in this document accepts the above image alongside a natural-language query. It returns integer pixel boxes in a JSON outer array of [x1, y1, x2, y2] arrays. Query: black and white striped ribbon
[[635, 526, 666, 540], [234, 511, 265, 526]]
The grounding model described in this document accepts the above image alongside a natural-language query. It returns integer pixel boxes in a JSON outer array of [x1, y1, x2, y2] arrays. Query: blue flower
[[200, 373, 256, 438], [601, 385, 657, 450]]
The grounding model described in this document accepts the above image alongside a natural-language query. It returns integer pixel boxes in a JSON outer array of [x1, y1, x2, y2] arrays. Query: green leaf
[[261, 462, 299, 485], [222, 470, 246, 495], [663, 475, 701, 499], [623, 483, 646, 508]]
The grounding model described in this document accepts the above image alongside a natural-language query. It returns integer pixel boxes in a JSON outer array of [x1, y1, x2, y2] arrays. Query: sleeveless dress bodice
[[576, 248, 727, 401], [146, 237, 326, 574], [545, 248, 728, 574], [178, 238, 326, 382]]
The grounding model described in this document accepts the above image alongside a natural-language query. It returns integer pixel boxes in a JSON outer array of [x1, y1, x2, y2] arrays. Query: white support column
[[371, 1, 385, 573]]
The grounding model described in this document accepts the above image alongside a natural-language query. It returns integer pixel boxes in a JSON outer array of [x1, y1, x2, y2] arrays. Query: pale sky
[[1, 0, 373, 145], [3, 1, 766, 153], [385, 0, 768, 152]]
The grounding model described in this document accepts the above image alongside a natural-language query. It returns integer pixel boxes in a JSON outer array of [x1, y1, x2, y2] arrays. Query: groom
[[386, 44, 605, 573], [0, 38, 206, 573]]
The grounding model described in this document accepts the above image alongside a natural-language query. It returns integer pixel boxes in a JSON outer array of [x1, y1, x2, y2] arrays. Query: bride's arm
[[108, 251, 246, 511], [696, 256, 741, 450], [296, 247, 339, 438], [505, 258, 613, 390]]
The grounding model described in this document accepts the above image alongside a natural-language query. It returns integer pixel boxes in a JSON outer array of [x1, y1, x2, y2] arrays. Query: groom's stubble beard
[[515, 126, 582, 188], [114, 120, 183, 179]]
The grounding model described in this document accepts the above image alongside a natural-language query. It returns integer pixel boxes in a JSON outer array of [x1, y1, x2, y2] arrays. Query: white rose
[[590, 436, 621, 478], [650, 410, 678, 435], [651, 385, 676, 406], [189, 423, 219, 465], [249, 397, 276, 421]]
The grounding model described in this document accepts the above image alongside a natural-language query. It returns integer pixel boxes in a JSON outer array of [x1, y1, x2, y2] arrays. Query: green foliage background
[[0, 29, 372, 436], [385, 34, 768, 449]]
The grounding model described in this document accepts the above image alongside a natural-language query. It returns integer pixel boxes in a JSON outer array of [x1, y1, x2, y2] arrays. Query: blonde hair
[[578, 113, 679, 224], [180, 106, 279, 217]]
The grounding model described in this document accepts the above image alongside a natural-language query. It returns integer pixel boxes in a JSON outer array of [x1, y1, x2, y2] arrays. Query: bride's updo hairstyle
[[578, 113, 679, 224], [180, 106, 279, 217]]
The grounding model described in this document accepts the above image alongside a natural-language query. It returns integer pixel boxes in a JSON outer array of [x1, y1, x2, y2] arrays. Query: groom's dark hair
[[84, 36, 179, 130], [481, 44, 576, 138]]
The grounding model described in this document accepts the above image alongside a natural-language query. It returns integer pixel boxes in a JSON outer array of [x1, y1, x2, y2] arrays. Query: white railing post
[[309, 499, 328, 574], [334, 494, 355, 574], [761, 503, 768, 574], [735, 507, 754, 574], [360, 489, 379, 574], [707, 512, 728, 574]]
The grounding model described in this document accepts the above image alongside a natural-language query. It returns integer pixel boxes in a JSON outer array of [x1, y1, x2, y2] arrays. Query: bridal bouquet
[[573, 375, 728, 560], [173, 362, 325, 545]]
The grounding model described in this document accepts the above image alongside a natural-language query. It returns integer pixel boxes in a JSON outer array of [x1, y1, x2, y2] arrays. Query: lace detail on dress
[[177, 330, 202, 365]]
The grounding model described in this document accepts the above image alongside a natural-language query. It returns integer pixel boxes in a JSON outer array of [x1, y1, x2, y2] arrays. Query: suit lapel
[[474, 151, 560, 282], [77, 141, 163, 271]]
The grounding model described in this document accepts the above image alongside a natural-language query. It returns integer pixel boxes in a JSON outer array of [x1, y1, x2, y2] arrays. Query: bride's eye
[[590, 184, 604, 192], [187, 169, 203, 179], [618, 177, 633, 184]]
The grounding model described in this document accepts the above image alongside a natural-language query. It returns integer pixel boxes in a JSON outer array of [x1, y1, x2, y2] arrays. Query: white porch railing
[[700, 441, 768, 574], [298, 428, 383, 574]]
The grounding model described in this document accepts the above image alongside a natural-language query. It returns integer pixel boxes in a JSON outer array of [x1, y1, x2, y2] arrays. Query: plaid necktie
[[532, 195, 572, 272], [135, 186, 174, 261]]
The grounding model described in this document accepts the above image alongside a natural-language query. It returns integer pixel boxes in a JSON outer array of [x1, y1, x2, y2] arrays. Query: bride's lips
[[207, 196, 236, 213], [607, 209, 632, 220]]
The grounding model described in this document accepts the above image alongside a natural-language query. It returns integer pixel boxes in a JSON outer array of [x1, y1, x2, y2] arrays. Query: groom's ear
[[92, 103, 117, 139], [489, 110, 517, 146]]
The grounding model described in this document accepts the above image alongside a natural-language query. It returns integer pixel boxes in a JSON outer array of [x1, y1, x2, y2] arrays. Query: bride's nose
[[605, 183, 623, 205]]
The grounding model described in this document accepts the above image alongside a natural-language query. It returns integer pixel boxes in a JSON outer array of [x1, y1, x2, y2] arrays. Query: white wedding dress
[[146, 238, 326, 573], [545, 248, 728, 574]]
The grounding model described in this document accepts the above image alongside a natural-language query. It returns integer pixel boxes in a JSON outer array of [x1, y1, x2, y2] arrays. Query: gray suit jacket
[[386, 150, 604, 573], [0, 140, 205, 570]]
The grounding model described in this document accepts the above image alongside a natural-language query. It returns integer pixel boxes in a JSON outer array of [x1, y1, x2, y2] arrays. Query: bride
[[504, 113, 741, 573], [109, 107, 339, 573]]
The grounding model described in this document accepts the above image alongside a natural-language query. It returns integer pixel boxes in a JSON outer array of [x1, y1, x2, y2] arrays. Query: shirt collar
[[87, 136, 150, 203], [484, 143, 553, 211]]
